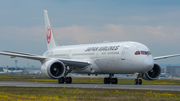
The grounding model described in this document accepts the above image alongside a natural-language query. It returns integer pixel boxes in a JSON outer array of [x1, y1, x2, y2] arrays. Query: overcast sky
[[1, 0, 180, 67]]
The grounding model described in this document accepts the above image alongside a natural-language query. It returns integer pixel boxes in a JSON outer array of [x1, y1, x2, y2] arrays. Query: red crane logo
[[46, 26, 51, 44]]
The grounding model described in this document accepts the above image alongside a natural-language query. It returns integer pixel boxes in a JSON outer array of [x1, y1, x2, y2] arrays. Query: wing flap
[[3, 50, 37, 56]]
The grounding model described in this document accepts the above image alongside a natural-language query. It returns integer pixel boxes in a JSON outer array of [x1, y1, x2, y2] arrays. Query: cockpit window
[[135, 51, 151, 55], [135, 51, 140, 55], [147, 51, 151, 55], [141, 51, 147, 55]]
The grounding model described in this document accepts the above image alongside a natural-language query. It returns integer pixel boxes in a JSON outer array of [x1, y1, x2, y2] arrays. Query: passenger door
[[121, 47, 128, 60]]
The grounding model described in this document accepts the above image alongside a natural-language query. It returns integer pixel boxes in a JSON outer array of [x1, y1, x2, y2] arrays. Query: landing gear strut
[[104, 74, 118, 84], [58, 66, 73, 84]]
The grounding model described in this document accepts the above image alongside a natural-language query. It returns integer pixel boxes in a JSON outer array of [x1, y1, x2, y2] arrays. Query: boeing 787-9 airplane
[[0, 10, 180, 85]]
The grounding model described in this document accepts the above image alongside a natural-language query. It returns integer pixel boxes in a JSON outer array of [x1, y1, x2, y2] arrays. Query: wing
[[0, 51, 90, 68], [154, 54, 180, 60], [0, 51, 45, 60]]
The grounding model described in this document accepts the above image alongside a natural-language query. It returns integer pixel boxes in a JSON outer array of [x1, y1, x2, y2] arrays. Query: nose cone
[[143, 57, 154, 71]]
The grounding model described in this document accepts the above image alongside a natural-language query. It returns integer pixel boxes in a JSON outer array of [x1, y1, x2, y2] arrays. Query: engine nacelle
[[140, 63, 162, 80], [41, 59, 66, 79]]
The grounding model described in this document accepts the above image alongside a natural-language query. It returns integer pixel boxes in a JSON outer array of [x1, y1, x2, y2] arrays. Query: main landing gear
[[58, 77, 72, 84], [104, 74, 118, 84], [58, 66, 73, 84]]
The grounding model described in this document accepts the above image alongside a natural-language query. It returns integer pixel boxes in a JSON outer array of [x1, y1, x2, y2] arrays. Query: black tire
[[134, 79, 138, 85], [66, 77, 72, 84], [58, 77, 64, 84], [115, 78, 118, 84], [111, 78, 118, 84], [104, 78, 108, 84], [107, 78, 110, 84], [138, 79, 142, 85], [104, 78, 107, 84], [104, 78, 110, 84]]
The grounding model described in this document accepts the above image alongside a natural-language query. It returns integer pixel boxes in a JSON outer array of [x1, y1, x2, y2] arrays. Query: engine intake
[[41, 59, 66, 79], [140, 63, 162, 80]]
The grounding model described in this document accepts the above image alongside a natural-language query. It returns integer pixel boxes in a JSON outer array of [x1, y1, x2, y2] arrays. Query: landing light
[[10, 56, 16, 58]]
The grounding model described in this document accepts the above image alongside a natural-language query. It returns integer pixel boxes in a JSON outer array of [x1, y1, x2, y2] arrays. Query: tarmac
[[0, 81, 180, 91]]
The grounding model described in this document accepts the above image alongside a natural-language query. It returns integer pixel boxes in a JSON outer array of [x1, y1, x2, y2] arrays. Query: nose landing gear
[[134, 79, 142, 85], [134, 74, 142, 85]]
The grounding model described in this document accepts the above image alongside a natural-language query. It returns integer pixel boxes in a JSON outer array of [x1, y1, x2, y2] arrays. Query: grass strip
[[0, 86, 179, 101]]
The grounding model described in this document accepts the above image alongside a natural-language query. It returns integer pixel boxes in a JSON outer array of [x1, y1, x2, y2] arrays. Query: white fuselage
[[43, 41, 154, 74]]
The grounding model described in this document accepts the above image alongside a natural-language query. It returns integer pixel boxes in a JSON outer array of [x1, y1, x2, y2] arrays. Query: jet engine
[[139, 63, 162, 80], [41, 59, 66, 79]]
